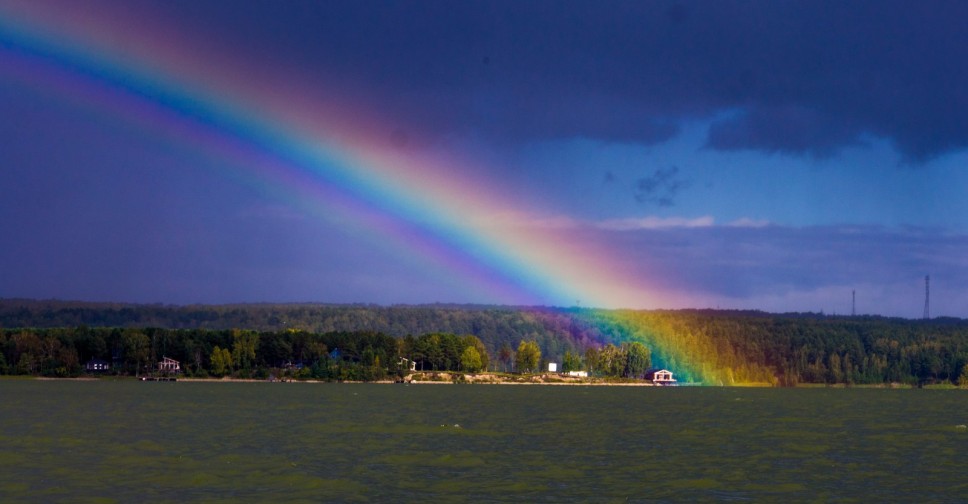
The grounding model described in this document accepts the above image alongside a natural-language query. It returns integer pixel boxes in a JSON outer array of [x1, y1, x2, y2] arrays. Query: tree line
[[0, 325, 654, 381], [2, 300, 968, 385]]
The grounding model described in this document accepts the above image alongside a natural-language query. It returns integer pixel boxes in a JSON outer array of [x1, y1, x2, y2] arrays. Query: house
[[85, 358, 110, 372], [399, 357, 417, 371], [566, 370, 588, 378], [157, 356, 181, 374], [646, 369, 677, 386]]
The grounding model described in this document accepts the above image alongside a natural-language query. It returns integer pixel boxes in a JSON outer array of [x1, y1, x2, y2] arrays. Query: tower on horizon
[[852, 290, 856, 317], [923, 275, 930, 320]]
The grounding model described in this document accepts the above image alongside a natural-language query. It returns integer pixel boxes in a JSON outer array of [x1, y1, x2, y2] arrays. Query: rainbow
[[0, 3, 772, 384]]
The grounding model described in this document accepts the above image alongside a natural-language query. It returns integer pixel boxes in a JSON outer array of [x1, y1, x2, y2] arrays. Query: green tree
[[958, 363, 968, 387], [584, 347, 600, 375], [122, 329, 150, 375], [515, 340, 541, 373], [828, 353, 843, 384], [258, 332, 292, 368], [304, 339, 328, 365], [12, 331, 41, 375], [421, 333, 443, 370], [58, 345, 81, 377], [40, 335, 62, 375], [439, 333, 462, 371], [461, 346, 483, 373], [623, 342, 651, 379], [17, 353, 36, 375], [231, 330, 259, 370], [562, 350, 582, 372], [402, 335, 418, 360], [461, 335, 490, 372], [599, 344, 624, 377], [210, 345, 232, 376]]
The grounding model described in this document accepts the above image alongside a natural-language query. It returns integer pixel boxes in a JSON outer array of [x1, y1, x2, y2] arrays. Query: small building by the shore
[[547, 362, 558, 373], [566, 370, 588, 378], [158, 356, 181, 374], [85, 358, 110, 372], [399, 357, 416, 371], [646, 369, 676, 385]]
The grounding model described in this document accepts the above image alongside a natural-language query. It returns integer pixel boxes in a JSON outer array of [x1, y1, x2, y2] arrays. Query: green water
[[1, 381, 966, 503]]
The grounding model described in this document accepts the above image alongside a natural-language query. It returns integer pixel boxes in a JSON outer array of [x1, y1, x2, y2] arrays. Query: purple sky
[[2, 0, 968, 317]]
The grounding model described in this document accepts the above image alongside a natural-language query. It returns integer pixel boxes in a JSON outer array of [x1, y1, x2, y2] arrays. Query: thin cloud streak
[[597, 216, 715, 231]]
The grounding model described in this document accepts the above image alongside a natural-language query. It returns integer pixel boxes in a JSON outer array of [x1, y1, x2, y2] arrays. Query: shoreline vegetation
[[11, 374, 960, 389], [3, 299, 968, 387], [24, 372, 669, 386]]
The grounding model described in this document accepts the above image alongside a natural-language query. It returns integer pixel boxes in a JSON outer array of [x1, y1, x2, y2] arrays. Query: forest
[[0, 326, 651, 382], [1, 299, 967, 386]]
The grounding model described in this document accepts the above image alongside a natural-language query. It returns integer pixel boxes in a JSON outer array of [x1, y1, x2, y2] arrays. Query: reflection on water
[[1, 381, 966, 502]]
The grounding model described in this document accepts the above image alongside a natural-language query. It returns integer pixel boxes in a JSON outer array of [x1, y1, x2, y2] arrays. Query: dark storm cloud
[[147, 0, 968, 161], [706, 106, 864, 159]]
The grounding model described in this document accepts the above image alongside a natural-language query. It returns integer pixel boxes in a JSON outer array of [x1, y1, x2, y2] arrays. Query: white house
[[646, 369, 677, 386], [158, 356, 181, 374], [566, 370, 588, 378], [399, 357, 417, 371]]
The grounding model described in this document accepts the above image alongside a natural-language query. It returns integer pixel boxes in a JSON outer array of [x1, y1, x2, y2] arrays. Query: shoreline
[[16, 373, 673, 386], [13, 375, 956, 389]]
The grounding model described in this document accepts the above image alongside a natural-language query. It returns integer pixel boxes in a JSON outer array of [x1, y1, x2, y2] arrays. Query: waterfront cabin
[[157, 356, 181, 374], [399, 357, 417, 371], [646, 369, 677, 386], [566, 370, 588, 378], [85, 358, 110, 372]]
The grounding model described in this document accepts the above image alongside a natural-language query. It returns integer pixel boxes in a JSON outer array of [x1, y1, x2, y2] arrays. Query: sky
[[2, 0, 968, 318]]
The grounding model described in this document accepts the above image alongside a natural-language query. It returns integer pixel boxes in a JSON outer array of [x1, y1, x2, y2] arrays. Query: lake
[[1, 380, 965, 502]]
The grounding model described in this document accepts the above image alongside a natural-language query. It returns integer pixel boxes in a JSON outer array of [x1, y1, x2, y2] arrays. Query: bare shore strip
[[402, 372, 661, 386]]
